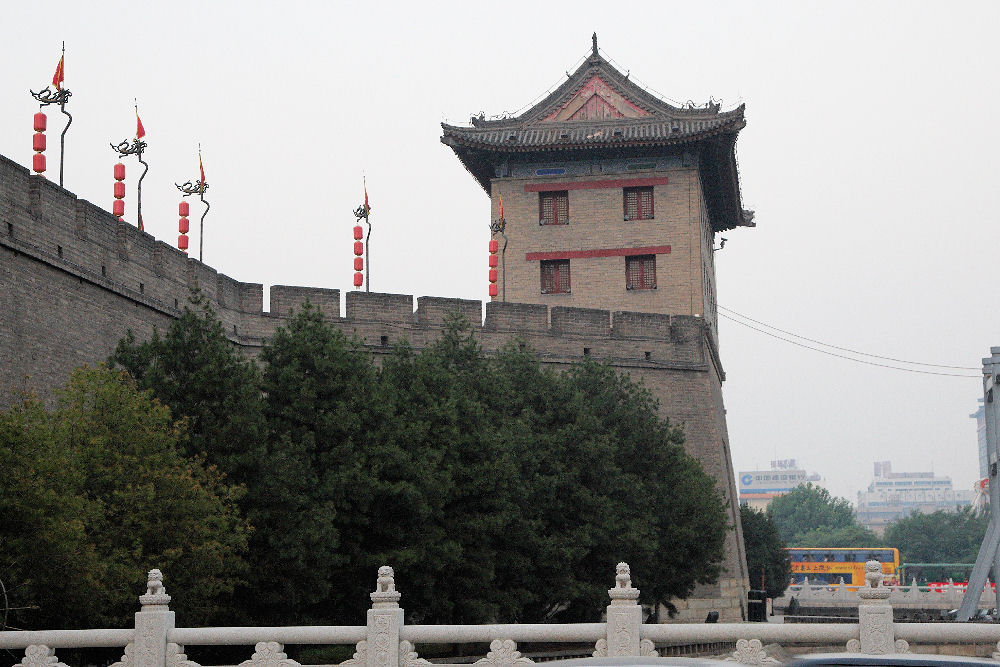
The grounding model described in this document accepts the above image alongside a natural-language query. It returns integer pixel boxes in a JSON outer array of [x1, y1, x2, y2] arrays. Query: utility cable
[[719, 305, 980, 371], [718, 312, 979, 378]]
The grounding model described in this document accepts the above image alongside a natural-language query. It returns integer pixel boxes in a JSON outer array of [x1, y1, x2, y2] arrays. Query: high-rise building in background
[[737, 459, 822, 510], [856, 461, 974, 535]]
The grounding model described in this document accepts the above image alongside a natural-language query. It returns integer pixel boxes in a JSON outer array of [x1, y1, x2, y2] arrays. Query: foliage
[[0, 366, 249, 630], [109, 289, 266, 485], [255, 310, 727, 624], [884, 507, 988, 568], [83, 302, 728, 627], [767, 483, 876, 547], [740, 504, 790, 598]]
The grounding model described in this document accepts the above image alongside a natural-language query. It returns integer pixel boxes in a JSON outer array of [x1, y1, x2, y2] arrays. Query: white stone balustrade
[[775, 575, 996, 611], [3, 561, 1000, 667]]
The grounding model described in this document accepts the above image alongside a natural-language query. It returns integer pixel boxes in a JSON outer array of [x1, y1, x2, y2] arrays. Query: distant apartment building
[[856, 461, 975, 535], [738, 459, 821, 510]]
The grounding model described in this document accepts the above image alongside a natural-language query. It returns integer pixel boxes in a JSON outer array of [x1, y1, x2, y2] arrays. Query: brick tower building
[[442, 35, 754, 620]]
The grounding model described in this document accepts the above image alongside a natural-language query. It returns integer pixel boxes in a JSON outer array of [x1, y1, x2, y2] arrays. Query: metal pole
[[137, 146, 148, 229], [958, 349, 1000, 620], [501, 231, 508, 302], [364, 212, 371, 293], [199, 187, 209, 263], [58, 98, 72, 188]]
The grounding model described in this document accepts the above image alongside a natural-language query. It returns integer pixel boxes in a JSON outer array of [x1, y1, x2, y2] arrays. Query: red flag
[[499, 194, 504, 222], [199, 151, 206, 185], [138, 213, 144, 232], [136, 110, 145, 139], [364, 179, 370, 215], [52, 54, 65, 91]]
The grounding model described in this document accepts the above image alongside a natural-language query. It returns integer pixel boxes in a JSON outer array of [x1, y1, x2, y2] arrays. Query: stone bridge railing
[[775, 576, 996, 611], [4, 562, 1000, 667]]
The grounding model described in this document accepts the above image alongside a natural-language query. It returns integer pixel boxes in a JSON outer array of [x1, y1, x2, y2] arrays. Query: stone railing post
[[133, 569, 175, 667], [594, 563, 653, 657], [366, 566, 403, 667], [846, 561, 907, 655]]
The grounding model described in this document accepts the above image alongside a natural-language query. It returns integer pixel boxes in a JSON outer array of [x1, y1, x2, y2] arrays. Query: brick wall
[[0, 151, 748, 622]]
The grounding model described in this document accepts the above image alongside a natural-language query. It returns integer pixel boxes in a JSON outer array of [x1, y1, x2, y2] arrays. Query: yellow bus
[[786, 547, 900, 586]]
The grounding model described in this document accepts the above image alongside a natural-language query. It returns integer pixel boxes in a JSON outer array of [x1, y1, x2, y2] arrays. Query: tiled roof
[[442, 43, 745, 152], [441, 38, 752, 231]]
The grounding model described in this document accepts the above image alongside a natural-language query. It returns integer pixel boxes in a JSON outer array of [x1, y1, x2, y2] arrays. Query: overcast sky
[[3, 1, 997, 503]]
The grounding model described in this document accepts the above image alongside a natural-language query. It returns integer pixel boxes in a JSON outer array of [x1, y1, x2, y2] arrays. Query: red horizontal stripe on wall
[[525, 245, 671, 261], [524, 177, 669, 192]]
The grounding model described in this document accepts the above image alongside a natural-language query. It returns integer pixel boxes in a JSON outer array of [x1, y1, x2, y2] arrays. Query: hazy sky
[[3, 1, 997, 503]]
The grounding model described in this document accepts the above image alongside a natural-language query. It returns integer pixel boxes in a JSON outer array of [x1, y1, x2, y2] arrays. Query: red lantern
[[113, 200, 125, 217], [354, 241, 364, 256], [179, 218, 190, 234], [32, 132, 46, 152], [488, 254, 498, 267], [354, 257, 364, 271], [489, 269, 498, 283], [354, 225, 363, 240], [489, 239, 499, 253], [114, 182, 126, 199], [32, 153, 45, 174], [33, 112, 47, 132], [179, 201, 190, 216], [114, 163, 125, 181], [353, 272, 364, 287], [489, 284, 499, 297], [178, 235, 189, 250]]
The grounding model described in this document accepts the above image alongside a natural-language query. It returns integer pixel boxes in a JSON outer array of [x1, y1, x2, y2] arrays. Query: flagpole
[[30, 42, 72, 188], [57, 42, 71, 188]]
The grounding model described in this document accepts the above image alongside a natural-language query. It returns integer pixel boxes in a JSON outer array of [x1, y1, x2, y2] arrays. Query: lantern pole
[[490, 215, 508, 301], [30, 47, 72, 188], [110, 137, 147, 227], [353, 203, 371, 293], [176, 179, 209, 262]]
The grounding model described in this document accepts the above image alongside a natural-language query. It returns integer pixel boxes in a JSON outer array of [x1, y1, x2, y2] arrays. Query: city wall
[[0, 153, 746, 621]]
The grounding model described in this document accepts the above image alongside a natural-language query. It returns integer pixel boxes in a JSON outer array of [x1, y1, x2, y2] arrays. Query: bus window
[[843, 553, 855, 562], [802, 554, 813, 562], [867, 552, 879, 562], [824, 553, 835, 562]]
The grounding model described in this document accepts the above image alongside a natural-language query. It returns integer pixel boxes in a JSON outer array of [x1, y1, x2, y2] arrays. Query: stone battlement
[[0, 153, 717, 370]]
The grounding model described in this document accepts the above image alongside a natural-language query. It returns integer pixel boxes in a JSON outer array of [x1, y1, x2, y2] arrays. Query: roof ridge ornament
[[592, 32, 598, 58]]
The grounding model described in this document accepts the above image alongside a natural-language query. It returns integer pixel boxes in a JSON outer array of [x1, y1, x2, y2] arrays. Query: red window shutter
[[642, 255, 656, 288], [624, 188, 638, 220], [555, 192, 568, 224], [626, 255, 656, 289], [558, 260, 570, 292], [639, 188, 653, 220], [540, 191, 568, 225]]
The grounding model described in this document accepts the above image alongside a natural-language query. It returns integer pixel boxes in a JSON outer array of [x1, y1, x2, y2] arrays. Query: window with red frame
[[625, 254, 656, 290], [540, 259, 571, 293], [623, 186, 654, 221], [539, 191, 569, 225]]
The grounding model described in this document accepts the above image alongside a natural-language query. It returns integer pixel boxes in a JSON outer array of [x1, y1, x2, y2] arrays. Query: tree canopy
[[0, 366, 249, 630], [767, 483, 879, 547], [740, 504, 790, 598], [8, 297, 731, 628], [884, 507, 987, 568]]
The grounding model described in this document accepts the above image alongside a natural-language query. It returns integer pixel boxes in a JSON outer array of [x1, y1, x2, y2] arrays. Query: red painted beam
[[524, 176, 669, 193], [525, 245, 671, 261]]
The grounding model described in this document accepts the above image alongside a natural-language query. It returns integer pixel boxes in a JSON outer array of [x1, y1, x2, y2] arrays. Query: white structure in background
[[737, 459, 822, 510], [856, 461, 974, 535]]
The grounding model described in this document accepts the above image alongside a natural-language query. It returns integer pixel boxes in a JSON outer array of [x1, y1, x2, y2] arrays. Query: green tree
[[767, 483, 874, 546], [109, 289, 266, 485], [0, 366, 249, 630], [254, 302, 378, 624], [884, 507, 987, 567], [740, 503, 790, 598]]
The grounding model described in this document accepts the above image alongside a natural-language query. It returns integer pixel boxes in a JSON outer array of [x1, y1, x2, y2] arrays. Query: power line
[[718, 305, 980, 371], [718, 312, 979, 378]]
